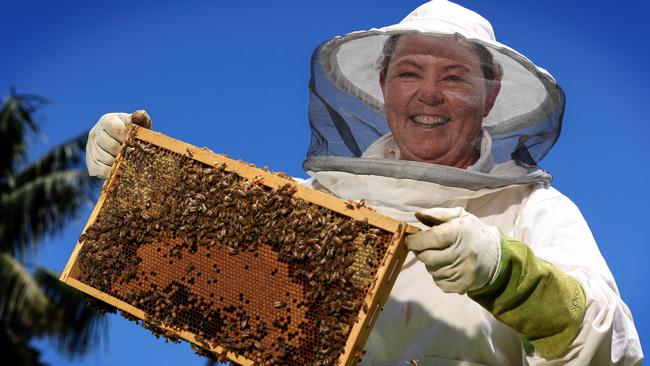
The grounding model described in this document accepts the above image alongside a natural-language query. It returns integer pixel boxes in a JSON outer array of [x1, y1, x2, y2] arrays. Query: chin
[[403, 150, 447, 164]]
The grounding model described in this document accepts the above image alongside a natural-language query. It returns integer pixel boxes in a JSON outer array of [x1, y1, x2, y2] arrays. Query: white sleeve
[[515, 185, 643, 365]]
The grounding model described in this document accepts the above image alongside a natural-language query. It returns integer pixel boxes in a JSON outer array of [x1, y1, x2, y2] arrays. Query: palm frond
[[0, 88, 105, 363], [12, 132, 89, 189], [34, 269, 105, 357], [0, 252, 50, 328], [0, 327, 46, 366], [0, 88, 50, 182], [0, 170, 99, 256]]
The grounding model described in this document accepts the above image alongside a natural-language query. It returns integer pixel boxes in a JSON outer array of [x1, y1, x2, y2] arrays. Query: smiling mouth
[[409, 115, 450, 127]]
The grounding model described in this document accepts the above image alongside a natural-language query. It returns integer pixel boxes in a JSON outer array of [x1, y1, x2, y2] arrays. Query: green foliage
[[35, 269, 104, 355], [0, 252, 50, 327], [0, 87, 48, 181], [0, 88, 105, 365], [1, 165, 96, 256]]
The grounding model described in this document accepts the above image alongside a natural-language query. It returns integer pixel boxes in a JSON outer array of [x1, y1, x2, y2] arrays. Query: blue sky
[[1, 0, 648, 364]]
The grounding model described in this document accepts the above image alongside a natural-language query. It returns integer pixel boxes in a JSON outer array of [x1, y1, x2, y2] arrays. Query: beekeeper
[[86, 0, 643, 364]]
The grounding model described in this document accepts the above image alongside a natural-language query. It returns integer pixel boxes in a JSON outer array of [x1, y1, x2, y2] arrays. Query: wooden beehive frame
[[60, 126, 417, 365]]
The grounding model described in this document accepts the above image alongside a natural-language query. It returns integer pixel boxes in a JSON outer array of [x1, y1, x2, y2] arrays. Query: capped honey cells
[[65, 128, 408, 365]]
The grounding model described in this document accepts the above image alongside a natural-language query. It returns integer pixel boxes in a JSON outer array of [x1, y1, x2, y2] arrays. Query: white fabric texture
[[306, 0, 640, 362], [406, 207, 502, 294], [304, 126, 642, 364], [87, 112, 133, 178], [299, 174, 643, 365]]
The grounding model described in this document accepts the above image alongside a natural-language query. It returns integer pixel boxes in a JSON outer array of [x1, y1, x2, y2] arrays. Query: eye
[[398, 71, 419, 78], [444, 75, 465, 82]]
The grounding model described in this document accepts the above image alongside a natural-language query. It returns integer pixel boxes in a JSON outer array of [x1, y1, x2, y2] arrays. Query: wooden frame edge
[[60, 126, 421, 365], [61, 276, 255, 365], [60, 131, 134, 282], [134, 127, 411, 234], [338, 223, 409, 365]]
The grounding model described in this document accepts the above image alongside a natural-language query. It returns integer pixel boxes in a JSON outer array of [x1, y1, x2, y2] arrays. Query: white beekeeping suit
[[300, 0, 643, 365], [85, 0, 643, 364]]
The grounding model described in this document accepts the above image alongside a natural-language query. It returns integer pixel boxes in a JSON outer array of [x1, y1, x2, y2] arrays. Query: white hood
[[304, 0, 564, 189]]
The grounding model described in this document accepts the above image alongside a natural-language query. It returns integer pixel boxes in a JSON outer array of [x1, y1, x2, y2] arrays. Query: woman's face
[[380, 34, 500, 168]]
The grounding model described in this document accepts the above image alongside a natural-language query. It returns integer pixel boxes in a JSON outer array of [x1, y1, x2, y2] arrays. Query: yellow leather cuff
[[468, 236, 586, 359]]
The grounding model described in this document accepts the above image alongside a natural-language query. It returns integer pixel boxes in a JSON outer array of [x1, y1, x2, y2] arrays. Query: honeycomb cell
[[74, 132, 397, 365]]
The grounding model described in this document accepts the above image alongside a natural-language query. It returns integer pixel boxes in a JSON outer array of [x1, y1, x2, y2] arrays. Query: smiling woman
[[2, 0, 643, 364], [83, 0, 644, 364], [294, 0, 643, 364], [379, 34, 501, 167]]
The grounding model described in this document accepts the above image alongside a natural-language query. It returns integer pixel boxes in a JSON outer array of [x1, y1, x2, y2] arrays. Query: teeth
[[411, 116, 449, 126]]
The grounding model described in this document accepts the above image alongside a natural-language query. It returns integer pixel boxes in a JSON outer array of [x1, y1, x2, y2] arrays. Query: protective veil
[[299, 0, 643, 364], [305, 0, 563, 188]]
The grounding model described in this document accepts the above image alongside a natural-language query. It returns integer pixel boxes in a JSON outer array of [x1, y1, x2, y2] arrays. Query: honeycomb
[[63, 127, 408, 365]]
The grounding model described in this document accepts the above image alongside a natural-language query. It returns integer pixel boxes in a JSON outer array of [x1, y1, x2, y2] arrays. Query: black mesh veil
[[307, 45, 390, 159], [303, 31, 565, 189]]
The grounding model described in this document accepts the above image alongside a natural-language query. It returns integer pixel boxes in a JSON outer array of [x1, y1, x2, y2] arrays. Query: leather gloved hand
[[86, 110, 152, 178], [405, 207, 501, 294]]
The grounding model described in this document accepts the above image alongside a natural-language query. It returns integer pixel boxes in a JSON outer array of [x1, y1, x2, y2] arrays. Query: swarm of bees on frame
[[76, 134, 394, 365]]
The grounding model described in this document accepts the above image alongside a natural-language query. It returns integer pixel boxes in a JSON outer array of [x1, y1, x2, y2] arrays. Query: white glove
[[86, 111, 152, 178], [405, 207, 501, 294]]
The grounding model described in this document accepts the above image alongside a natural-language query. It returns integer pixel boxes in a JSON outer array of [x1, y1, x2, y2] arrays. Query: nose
[[416, 79, 444, 106]]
